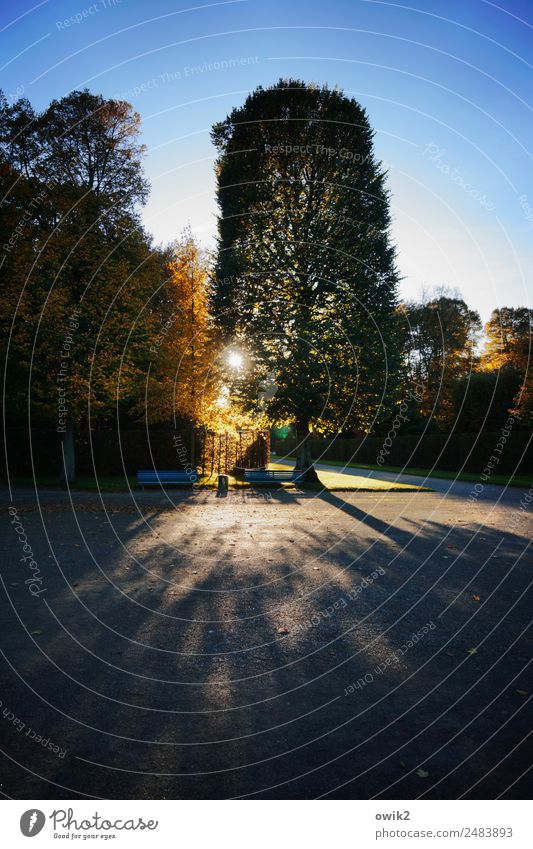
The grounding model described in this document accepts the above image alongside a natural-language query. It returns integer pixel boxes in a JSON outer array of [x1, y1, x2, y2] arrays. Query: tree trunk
[[59, 421, 76, 485], [295, 420, 319, 482]]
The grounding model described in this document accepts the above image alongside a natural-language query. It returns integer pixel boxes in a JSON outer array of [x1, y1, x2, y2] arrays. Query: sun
[[227, 351, 243, 369]]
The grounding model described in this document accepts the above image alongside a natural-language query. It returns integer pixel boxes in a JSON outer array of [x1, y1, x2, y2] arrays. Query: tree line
[[1, 81, 531, 482], [396, 294, 532, 435], [0, 89, 225, 481]]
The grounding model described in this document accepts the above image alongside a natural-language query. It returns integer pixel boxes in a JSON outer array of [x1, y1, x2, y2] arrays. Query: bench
[[244, 469, 304, 484], [137, 469, 198, 489]]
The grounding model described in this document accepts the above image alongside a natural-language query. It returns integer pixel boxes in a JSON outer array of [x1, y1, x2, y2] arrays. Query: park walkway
[[1, 482, 531, 799]]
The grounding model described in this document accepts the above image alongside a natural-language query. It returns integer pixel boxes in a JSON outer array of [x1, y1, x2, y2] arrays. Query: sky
[[1, 0, 532, 322]]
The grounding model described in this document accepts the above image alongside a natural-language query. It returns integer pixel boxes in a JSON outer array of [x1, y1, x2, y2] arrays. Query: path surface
[[273, 457, 530, 500], [1, 483, 531, 799]]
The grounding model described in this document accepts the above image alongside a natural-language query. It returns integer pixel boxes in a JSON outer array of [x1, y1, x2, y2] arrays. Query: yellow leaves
[[145, 231, 224, 430], [485, 355, 505, 370]]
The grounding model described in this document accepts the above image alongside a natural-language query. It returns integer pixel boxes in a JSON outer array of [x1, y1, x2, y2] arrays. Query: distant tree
[[400, 293, 481, 429], [483, 307, 533, 425], [212, 79, 400, 479]]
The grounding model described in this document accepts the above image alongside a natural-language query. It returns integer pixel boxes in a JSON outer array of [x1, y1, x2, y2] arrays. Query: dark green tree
[[451, 368, 521, 432], [212, 79, 400, 479]]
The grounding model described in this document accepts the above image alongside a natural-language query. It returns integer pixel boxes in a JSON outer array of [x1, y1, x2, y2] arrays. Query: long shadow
[[315, 489, 415, 541]]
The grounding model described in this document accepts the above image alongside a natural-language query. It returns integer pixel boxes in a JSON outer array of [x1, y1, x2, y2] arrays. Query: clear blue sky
[[1, 0, 532, 321]]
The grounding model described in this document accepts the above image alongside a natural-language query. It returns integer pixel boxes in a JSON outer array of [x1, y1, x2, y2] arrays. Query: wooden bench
[[244, 469, 304, 484], [137, 469, 198, 489]]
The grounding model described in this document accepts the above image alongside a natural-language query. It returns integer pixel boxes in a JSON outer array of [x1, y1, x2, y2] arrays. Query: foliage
[[211, 79, 401, 474], [451, 367, 522, 432], [399, 292, 482, 428], [0, 89, 164, 480], [143, 231, 223, 429], [483, 307, 533, 425]]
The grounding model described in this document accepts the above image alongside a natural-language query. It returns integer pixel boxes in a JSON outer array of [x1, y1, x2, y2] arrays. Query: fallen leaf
[[30, 630, 42, 635], [516, 689, 528, 697], [416, 768, 429, 778], [467, 647, 478, 655], [472, 594, 481, 602]]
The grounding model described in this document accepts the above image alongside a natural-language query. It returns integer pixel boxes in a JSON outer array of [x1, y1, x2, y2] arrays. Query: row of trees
[[0, 90, 225, 481], [1, 80, 531, 482], [398, 295, 532, 434]]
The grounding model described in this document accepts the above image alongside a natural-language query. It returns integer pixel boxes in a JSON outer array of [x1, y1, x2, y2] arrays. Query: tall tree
[[211, 79, 400, 479]]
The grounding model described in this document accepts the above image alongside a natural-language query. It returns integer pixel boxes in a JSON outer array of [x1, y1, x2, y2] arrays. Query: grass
[[272, 456, 532, 489], [266, 463, 427, 492]]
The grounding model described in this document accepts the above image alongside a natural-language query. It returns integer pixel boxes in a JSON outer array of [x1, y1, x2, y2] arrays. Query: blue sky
[[1, 0, 532, 321]]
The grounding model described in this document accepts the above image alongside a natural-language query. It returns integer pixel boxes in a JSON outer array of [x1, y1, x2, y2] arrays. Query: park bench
[[137, 469, 198, 489], [244, 468, 304, 484]]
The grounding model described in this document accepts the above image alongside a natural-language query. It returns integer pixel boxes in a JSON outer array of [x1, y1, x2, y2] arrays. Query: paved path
[[273, 458, 531, 502], [1, 484, 531, 799]]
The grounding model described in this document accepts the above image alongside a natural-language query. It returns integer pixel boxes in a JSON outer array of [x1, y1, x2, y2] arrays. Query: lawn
[[267, 463, 427, 491]]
